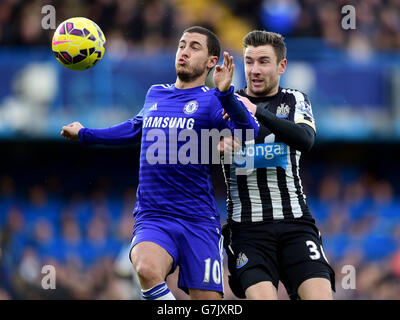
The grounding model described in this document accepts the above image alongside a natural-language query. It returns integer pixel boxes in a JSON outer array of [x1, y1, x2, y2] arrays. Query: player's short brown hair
[[183, 26, 221, 60], [243, 30, 286, 63]]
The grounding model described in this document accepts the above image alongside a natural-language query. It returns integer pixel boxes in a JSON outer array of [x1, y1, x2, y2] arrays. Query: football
[[52, 17, 106, 71]]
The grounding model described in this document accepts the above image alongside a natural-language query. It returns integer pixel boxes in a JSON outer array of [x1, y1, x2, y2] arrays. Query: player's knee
[[133, 257, 164, 284], [130, 242, 174, 287], [245, 281, 278, 300]]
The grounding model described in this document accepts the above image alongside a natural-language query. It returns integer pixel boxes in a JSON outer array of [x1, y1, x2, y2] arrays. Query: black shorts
[[222, 219, 336, 300]]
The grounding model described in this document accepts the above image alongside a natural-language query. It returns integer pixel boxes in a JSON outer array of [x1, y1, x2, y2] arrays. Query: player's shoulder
[[146, 84, 179, 98], [281, 88, 314, 120], [280, 87, 310, 104]]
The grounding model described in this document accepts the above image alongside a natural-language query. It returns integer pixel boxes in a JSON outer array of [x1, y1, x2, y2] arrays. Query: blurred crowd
[[0, 176, 142, 299], [1, 165, 400, 300], [0, 0, 186, 54], [228, 0, 400, 51], [0, 0, 399, 53], [307, 171, 400, 299]]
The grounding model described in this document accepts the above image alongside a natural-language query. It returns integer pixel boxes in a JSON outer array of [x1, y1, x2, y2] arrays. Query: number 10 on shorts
[[203, 258, 222, 284]]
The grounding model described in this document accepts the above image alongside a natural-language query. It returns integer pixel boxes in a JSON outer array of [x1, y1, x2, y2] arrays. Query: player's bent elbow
[[301, 140, 314, 153]]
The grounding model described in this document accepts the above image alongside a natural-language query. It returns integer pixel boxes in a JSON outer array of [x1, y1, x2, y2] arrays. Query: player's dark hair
[[183, 26, 221, 59], [243, 30, 287, 63]]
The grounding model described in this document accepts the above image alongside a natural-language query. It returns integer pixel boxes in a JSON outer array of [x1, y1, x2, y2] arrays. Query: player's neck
[[175, 77, 206, 89]]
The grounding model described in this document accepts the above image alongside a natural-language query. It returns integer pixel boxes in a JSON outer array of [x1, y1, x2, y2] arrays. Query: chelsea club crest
[[183, 100, 199, 115]]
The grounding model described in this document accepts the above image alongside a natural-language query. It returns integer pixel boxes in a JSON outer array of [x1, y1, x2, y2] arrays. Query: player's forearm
[[78, 119, 142, 145], [214, 86, 259, 133], [255, 107, 315, 152]]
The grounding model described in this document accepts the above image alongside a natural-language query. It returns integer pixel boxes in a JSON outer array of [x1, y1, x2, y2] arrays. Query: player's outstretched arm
[[61, 115, 143, 146]]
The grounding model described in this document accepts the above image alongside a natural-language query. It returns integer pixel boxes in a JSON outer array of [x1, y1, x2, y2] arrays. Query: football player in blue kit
[[61, 26, 259, 300]]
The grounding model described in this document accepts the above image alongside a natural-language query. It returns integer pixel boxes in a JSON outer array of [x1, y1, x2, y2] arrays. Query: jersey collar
[[238, 87, 281, 103]]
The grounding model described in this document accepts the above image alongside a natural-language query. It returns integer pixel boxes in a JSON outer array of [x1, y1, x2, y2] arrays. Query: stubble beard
[[247, 74, 280, 97], [176, 60, 208, 83]]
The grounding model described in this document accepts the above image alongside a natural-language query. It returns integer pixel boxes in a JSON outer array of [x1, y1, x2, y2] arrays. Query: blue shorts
[[130, 216, 224, 295]]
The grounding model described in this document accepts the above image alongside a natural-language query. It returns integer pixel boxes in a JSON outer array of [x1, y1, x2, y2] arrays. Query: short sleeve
[[292, 92, 316, 133]]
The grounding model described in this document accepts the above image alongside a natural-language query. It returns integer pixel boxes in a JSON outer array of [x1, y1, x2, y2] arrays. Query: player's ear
[[278, 58, 287, 75], [208, 55, 219, 70]]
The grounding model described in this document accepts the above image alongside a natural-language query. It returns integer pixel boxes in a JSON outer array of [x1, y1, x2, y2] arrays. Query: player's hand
[[217, 136, 242, 153], [236, 94, 257, 115], [222, 95, 257, 122], [222, 109, 231, 121], [213, 51, 234, 92], [61, 121, 84, 140]]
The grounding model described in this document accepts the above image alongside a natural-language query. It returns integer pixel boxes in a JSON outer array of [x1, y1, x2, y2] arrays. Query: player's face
[[244, 45, 286, 97], [175, 32, 211, 83]]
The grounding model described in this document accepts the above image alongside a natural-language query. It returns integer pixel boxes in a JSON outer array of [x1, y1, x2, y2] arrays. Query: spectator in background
[[0, 176, 17, 215], [26, 185, 57, 224], [291, 0, 322, 38], [84, 215, 120, 267], [1, 207, 27, 268], [310, 173, 342, 224], [33, 218, 63, 262], [61, 216, 84, 264]]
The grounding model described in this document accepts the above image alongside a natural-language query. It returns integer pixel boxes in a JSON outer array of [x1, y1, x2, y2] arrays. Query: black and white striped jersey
[[222, 87, 316, 223]]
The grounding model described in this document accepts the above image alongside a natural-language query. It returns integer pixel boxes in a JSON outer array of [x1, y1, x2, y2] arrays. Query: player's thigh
[[297, 277, 333, 300], [189, 288, 222, 300], [278, 221, 335, 299], [129, 221, 178, 281], [245, 281, 278, 300], [130, 241, 174, 276], [227, 224, 280, 299], [177, 222, 224, 296]]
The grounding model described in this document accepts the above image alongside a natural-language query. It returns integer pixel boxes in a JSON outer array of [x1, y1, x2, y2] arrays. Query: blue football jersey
[[79, 84, 259, 224]]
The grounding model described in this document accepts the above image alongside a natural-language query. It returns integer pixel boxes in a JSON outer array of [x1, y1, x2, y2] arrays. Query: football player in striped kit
[[220, 30, 335, 300]]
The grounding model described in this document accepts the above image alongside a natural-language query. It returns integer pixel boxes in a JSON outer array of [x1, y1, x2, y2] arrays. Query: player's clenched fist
[[61, 121, 84, 140]]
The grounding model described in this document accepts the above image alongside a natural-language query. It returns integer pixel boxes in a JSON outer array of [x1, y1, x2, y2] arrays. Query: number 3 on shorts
[[203, 258, 222, 284], [306, 240, 329, 263]]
